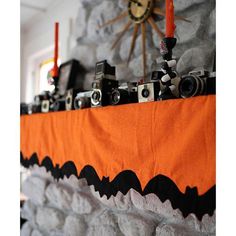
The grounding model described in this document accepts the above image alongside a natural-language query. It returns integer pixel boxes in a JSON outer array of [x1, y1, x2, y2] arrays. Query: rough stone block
[[63, 215, 87, 236], [49, 232, 64, 236], [21, 200, 36, 226], [45, 183, 72, 211], [70, 45, 97, 69], [176, 44, 215, 75], [90, 210, 117, 227], [30, 165, 54, 182], [175, 14, 202, 44], [59, 176, 88, 191], [118, 213, 156, 236], [184, 214, 201, 232], [22, 176, 47, 206], [36, 207, 65, 231], [130, 189, 145, 210], [116, 64, 134, 81], [201, 212, 215, 234], [208, 9, 216, 38], [75, 3, 88, 39], [71, 192, 94, 214], [20, 222, 33, 236], [87, 225, 121, 236], [96, 41, 120, 64], [87, 0, 124, 42], [174, 0, 206, 12], [31, 229, 44, 236], [129, 53, 153, 77], [114, 191, 132, 211]]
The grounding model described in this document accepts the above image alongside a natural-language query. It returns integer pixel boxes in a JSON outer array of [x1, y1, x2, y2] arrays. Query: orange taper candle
[[165, 0, 175, 37], [52, 22, 59, 78]]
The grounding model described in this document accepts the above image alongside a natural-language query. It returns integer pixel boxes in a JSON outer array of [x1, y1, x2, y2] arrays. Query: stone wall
[[21, 165, 215, 236], [70, 0, 215, 88]]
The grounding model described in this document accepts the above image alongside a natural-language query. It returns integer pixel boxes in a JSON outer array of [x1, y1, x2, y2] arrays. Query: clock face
[[128, 0, 154, 23]]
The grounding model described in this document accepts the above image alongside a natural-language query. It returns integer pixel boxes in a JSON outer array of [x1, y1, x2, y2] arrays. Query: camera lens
[[66, 97, 71, 104], [142, 88, 150, 98], [179, 75, 203, 98], [92, 91, 99, 101], [74, 98, 84, 109], [111, 90, 120, 105]]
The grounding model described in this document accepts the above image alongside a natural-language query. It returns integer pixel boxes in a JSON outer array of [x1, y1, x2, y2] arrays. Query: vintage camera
[[138, 71, 180, 103], [52, 98, 66, 112], [57, 59, 86, 96], [74, 91, 92, 110], [110, 89, 130, 105], [41, 100, 50, 113], [138, 71, 163, 103], [27, 103, 41, 114], [91, 79, 119, 107], [65, 88, 81, 110], [109, 83, 138, 106], [138, 82, 161, 103], [20, 103, 29, 115], [34, 91, 51, 105], [178, 70, 216, 98], [91, 60, 118, 107], [33, 91, 53, 113], [95, 60, 116, 80]]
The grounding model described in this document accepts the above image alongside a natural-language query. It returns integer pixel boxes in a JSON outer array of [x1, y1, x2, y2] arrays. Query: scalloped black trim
[[20, 152, 215, 220]]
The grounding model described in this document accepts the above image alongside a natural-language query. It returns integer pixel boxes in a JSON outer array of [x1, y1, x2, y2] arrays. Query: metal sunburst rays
[[98, 0, 190, 81]]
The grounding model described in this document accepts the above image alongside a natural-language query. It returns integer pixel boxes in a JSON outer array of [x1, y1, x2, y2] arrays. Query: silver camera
[[74, 91, 92, 110], [41, 100, 50, 113], [138, 82, 161, 103], [179, 69, 216, 98], [65, 89, 81, 110]]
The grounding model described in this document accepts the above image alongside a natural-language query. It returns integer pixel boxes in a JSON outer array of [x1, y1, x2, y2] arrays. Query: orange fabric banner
[[20, 95, 215, 195]]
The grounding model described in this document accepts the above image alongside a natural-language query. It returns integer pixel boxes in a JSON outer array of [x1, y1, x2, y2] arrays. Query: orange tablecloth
[[21, 95, 215, 196]]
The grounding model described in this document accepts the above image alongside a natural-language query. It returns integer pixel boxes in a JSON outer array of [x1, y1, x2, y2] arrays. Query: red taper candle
[[165, 0, 176, 37], [52, 22, 59, 78]]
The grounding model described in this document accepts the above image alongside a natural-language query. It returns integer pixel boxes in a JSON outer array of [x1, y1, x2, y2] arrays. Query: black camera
[[65, 88, 81, 110], [109, 82, 138, 106], [52, 98, 66, 112], [41, 100, 50, 113], [179, 70, 216, 98], [20, 103, 29, 115], [27, 103, 41, 114], [57, 59, 86, 96], [33, 91, 55, 113], [34, 91, 51, 105], [95, 60, 115, 80], [91, 79, 119, 107], [74, 91, 92, 110], [110, 89, 129, 105], [91, 60, 118, 107]]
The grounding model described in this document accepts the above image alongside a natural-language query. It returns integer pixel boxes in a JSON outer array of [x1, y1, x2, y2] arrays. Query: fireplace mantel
[[21, 95, 215, 220]]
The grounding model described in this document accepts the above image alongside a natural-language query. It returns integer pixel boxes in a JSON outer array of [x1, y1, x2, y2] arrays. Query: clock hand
[[130, 0, 143, 7]]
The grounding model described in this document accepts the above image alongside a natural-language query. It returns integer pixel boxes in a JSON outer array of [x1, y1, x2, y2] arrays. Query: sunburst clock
[[99, 0, 189, 82]]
